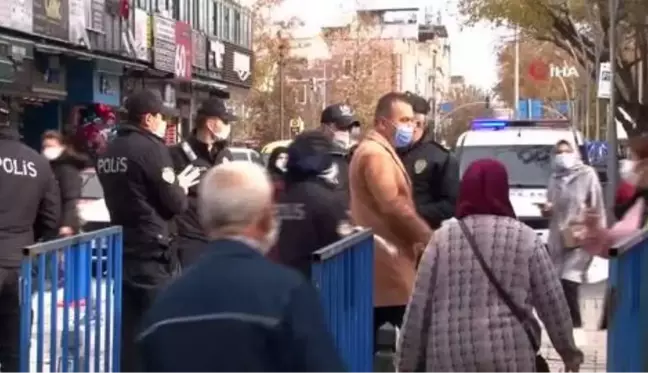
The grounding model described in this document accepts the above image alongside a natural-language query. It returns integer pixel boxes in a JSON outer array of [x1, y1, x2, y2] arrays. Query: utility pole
[[277, 30, 287, 140], [605, 0, 619, 219], [513, 26, 520, 119]]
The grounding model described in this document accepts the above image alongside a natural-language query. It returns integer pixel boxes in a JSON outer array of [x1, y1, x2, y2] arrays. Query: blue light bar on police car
[[471, 119, 508, 130]]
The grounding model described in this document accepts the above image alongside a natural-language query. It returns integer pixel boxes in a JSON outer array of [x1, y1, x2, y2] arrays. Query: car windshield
[[459, 145, 554, 188], [80, 170, 104, 199]]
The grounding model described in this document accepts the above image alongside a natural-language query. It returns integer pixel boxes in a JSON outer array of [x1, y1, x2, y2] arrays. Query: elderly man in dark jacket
[[137, 161, 345, 372]]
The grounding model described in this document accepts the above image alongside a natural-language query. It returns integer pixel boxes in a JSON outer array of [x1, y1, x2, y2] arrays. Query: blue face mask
[[393, 124, 414, 148]]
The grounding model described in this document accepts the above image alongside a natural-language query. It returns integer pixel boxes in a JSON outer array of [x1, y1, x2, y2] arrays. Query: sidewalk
[[540, 282, 607, 372]]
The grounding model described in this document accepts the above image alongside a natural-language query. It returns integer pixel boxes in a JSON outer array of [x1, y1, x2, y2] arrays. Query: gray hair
[[198, 161, 273, 236]]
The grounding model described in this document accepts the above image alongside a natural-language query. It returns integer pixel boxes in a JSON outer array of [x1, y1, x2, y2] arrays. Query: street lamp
[[605, 0, 619, 220], [277, 30, 287, 140]]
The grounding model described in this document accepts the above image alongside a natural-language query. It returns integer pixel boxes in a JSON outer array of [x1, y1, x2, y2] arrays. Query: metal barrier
[[311, 229, 374, 372], [19, 227, 123, 372], [607, 229, 648, 371]]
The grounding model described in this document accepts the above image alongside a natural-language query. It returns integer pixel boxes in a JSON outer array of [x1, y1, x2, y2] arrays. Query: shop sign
[[152, 15, 175, 73], [191, 30, 207, 70], [174, 21, 192, 80], [33, 0, 69, 40], [223, 42, 252, 88], [0, 0, 33, 33], [133, 9, 149, 61]]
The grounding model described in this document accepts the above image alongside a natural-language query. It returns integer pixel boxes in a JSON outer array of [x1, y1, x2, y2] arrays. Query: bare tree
[[322, 14, 395, 127], [439, 85, 494, 147]]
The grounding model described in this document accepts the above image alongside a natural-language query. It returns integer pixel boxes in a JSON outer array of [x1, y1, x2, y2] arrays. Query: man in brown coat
[[349, 92, 433, 348]]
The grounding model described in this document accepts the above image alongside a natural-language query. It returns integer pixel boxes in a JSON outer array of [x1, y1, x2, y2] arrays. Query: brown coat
[[349, 130, 433, 307]]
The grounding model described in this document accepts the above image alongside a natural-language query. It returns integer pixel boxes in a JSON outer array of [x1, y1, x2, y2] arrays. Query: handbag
[[458, 220, 550, 372]]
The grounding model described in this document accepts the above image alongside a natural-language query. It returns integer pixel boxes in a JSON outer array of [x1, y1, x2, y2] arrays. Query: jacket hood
[[267, 146, 288, 175]]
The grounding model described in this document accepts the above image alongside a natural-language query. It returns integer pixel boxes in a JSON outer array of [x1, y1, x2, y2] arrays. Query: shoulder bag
[[458, 219, 550, 372]]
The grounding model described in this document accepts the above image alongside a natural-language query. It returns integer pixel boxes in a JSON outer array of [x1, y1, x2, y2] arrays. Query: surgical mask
[[275, 155, 288, 172], [154, 121, 167, 139], [393, 124, 414, 148], [210, 124, 231, 141], [620, 160, 636, 182], [43, 147, 63, 160], [554, 153, 577, 169], [332, 130, 351, 149]]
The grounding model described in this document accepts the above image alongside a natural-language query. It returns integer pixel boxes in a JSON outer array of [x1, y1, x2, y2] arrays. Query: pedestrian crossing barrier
[[607, 229, 648, 371], [19, 227, 123, 372], [311, 229, 374, 372]]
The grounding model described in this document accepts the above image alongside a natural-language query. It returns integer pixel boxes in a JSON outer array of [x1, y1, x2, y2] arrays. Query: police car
[[456, 119, 585, 243]]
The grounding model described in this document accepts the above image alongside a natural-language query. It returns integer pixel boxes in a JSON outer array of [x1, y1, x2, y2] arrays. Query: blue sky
[[264, 0, 509, 90]]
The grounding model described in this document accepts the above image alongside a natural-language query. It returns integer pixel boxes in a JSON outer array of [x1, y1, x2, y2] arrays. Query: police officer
[[319, 103, 360, 202], [273, 130, 351, 277], [398, 92, 459, 229], [96, 90, 200, 371], [169, 98, 236, 267], [0, 100, 61, 371]]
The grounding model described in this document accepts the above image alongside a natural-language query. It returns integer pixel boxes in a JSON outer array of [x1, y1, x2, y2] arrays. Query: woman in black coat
[[41, 130, 89, 236]]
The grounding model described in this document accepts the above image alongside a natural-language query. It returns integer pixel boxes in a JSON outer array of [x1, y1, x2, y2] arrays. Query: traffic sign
[[597, 62, 612, 99]]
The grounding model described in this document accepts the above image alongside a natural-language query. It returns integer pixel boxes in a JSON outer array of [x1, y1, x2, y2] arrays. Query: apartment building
[[285, 4, 450, 126]]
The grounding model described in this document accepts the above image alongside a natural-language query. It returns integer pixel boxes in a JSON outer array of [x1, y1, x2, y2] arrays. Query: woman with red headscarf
[[396, 159, 583, 372]]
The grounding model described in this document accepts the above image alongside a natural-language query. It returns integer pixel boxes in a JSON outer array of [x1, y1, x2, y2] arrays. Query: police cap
[[196, 98, 239, 123], [125, 90, 178, 119], [321, 103, 360, 130]]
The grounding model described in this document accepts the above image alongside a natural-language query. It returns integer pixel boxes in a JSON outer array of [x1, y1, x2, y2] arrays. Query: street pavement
[[376, 281, 608, 372], [541, 281, 607, 372]]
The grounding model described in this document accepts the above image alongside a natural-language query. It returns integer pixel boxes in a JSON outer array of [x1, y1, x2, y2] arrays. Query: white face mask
[[554, 153, 577, 169], [275, 155, 288, 172], [154, 121, 167, 139], [210, 124, 231, 141], [620, 160, 637, 183], [43, 147, 63, 160], [333, 130, 351, 149]]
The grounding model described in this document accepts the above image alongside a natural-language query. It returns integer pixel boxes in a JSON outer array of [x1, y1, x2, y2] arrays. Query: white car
[[456, 118, 585, 244], [229, 147, 264, 165]]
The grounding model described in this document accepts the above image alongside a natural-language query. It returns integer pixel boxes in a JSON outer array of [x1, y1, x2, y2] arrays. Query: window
[[459, 145, 554, 188], [136, 0, 150, 11], [174, 0, 189, 21], [212, 1, 223, 36], [234, 9, 241, 44], [223, 6, 230, 40], [343, 59, 352, 76], [207, 0, 213, 34], [296, 85, 307, 104]]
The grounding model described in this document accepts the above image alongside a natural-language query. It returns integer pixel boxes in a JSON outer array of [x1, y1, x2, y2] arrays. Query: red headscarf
[[456, 159, 516, 219]]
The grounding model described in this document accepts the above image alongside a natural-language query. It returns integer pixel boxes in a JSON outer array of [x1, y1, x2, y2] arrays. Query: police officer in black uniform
[[398, 92, 459, 229], [273, 130, 351, 277], [96, 90, 200, 371], [0, 100, 61, 371], [319, 103, 360, 203], [169, 98, 236, 267]]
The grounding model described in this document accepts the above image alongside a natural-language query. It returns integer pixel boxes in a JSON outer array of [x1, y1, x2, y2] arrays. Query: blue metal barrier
[[19, 227, 123, 372], [607, 229, 648, 371], [311, 229, 374, 372]]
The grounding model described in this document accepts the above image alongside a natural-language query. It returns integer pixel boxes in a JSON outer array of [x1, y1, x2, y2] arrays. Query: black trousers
[[0, 268, 20, 372], [373, 305, 406, 352], [120, 253, 178, 372], [561, 279, 582, 328], [176, 237, 210, 269]]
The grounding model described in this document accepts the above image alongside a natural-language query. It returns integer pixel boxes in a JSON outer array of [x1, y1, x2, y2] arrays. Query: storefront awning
[[34, 43, 149, 69]]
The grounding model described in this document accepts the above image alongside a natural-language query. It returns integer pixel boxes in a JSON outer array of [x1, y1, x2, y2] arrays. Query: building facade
[[0, 0, 253, 148], [285, 6, 449, 127]]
